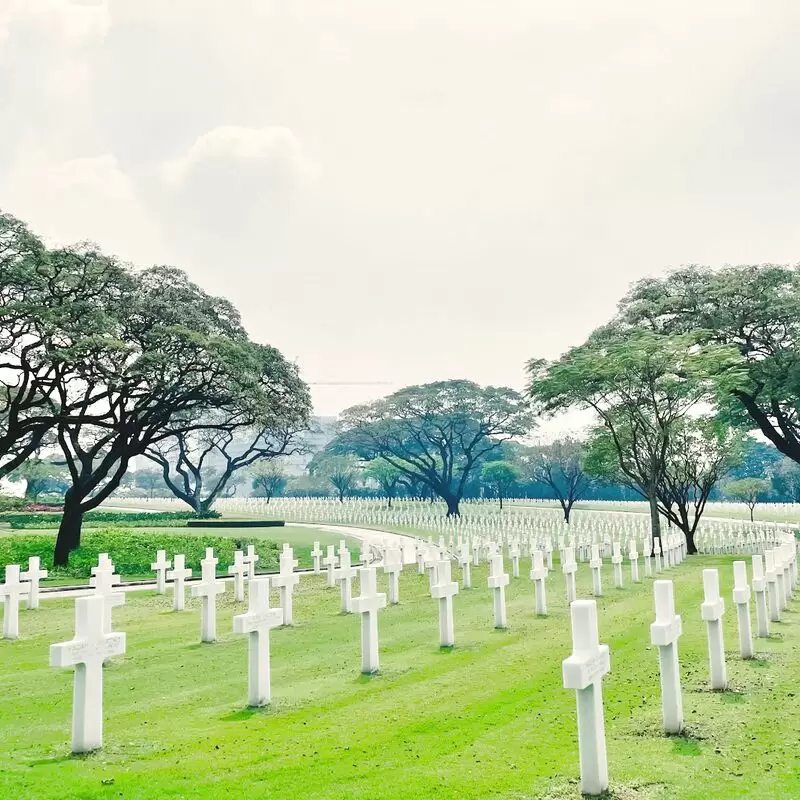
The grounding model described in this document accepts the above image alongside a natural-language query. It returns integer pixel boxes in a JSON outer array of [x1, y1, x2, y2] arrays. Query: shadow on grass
[[670, 734, 703, 757], [29, 751, 94, 767], [356, 672, 379, 684], [437, 645, 455, 655], [221, 706, 273, 722]]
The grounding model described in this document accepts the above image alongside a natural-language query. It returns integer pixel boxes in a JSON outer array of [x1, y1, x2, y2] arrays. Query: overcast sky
[[3, 0, 800, 420]]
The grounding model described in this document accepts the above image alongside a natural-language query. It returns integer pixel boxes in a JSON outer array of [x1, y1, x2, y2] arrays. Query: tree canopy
[[333, 380, 533, 515]]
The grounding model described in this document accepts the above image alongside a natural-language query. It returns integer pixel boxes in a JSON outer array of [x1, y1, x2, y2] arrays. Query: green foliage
[[480, 461, 519, 492], [10, 459, 68, 500], [308, 452, 360, 500], [724, 478, 772, 504], [0, 529, 280, 579], [0, 494, 26, 513], [0, 510, 203, 529], [335, 380, 533, 513]]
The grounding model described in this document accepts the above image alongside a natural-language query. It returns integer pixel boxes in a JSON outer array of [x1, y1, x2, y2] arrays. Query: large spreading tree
[[333, 380, 533, 516], [617, 265, 800, 465], [527, 329, 743, 549]]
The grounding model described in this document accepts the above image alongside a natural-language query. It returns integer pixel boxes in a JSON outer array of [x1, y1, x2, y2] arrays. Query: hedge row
[[0, 510, 201, 529], [0, 529, 281, 579]]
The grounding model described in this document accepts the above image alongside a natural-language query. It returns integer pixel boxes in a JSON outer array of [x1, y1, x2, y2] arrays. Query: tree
[[0, 217, 129, 479], [725, 477, 772, 521], [12, 458, 68, 502], [617, 266, 800, 468], [480, 461, 519, 509], [133, 468, 164, 499], [308, 453, 359, 502], [333, 381, 533, 516], [362, 458, 405, 508], [528, 329, 742, 549], [773, 457, 800, 503], [251, 464, 287, 502], [521, 438, 588, 522]]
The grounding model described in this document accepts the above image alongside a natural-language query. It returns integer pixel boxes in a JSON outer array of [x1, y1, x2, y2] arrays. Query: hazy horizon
[[3, 1, 800, 417]]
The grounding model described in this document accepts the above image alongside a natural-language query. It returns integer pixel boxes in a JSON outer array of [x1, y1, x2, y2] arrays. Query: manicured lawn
[[0, 554, 797, 799]]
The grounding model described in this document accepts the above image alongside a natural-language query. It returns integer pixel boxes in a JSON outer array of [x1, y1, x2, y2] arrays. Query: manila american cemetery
[[5, 217, 800, 800]]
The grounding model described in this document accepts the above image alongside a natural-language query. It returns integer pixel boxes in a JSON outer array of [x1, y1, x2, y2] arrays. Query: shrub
[[0, 495, 26, 513], [0, 529, 281, 579], [0, 510, 200, 529]]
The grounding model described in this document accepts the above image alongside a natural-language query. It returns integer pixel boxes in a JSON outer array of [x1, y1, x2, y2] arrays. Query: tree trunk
[[445, 495, 460, 517], [499, 494, 503, 510], [685, 529, 697, 555], [647, 490, 662, 553], [562, 500, 573, 524], [387, 495, 392, 509], [749, 505, 755, 522], [54, 489, 85, 566]]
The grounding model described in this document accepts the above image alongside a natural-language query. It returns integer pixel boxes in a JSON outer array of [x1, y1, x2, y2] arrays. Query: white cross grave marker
[[324, 545, 337, 588], [589, 545, 603, 597], [732, 561, 754, 659], [653, 538, 663, 573], [487, 554, 509, 629], [611, 542, 624, 589], [650, 580, 683, 734], [352, 567, 387, 673], [272, 546, 300, 625], [311, 541, 323, 574], [458, 540, 472, 589], [751, 554, 769, 638], [334, 547, 359, 614], [530, 550, 548, 616], [20, 556, 48, 610], [243, 545, 260, 581], [764, 550, 781, 623], [629, 540, 640, 584], [563, 546, 578, 604], [228, 550, 247, 602], [382, 546, 403, 605], [90, 561, 125, 634], [50, 594, 126, 753], [233, 577, 283, 706], [431, 559, 459, 647], [700, 568, 727, 690], [562, 599, 610, 796], [150, 550, 171, 595], [1, 564, 27, 639], [191, 548, 226, 642], [167, 554, 192, 611]]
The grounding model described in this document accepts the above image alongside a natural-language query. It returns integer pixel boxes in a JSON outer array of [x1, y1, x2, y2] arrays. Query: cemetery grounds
[[0, 501, 799, 799]]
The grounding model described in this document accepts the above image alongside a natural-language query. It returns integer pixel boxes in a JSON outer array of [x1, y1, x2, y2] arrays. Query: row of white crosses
[[0, 557, 48, 638], [565, 533, 798, 796]]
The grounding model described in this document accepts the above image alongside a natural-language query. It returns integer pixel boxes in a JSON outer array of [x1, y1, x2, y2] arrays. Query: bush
[[0, 495, 26, 513], [0, 529, 281, 579], [0, 510, 201, 529]]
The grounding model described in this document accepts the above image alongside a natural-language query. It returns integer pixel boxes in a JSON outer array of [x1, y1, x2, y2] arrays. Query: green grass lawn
[[1, 555, 798, 799]]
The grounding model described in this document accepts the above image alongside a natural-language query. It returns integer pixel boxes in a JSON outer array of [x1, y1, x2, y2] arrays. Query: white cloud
[[161, 125, 316, 188], [0, 0, 110, 44]]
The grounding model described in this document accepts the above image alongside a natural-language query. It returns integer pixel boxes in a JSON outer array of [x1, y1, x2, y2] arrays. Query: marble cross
[[562, 546, 578, 604], [751, 554, 769, 638], [589, 545, 603, 597], [1, 564, 27, 639], [530, 550, 548, 616], [243, 545, 260, 581], [430, 559, 459, 647], [700, 569, 727, 690], [334, 547, 358, 614], [508, 542, 520, 579], [562, 599, 610, 797], [629, 541, 640, 584], [382, 546, 403, 605], [150, 550, 171, 595], [352, 567, 387, 673], [458, 541, 472, 589], [167, 554, 192, 611], [90, 562, 125, 634], [233, 577, 283, 706], [20, 556, 48, 610], [311, 541, 323, 574], [611, 542, 624, 588], [650, 580, 683, 734], [324, 545, 337, 588], [190, 548, 226, 642], [487, 554, 509, 629], [228, 550, 247, 602], [653, 538, 663, 573], [764, 550, 781, 623], [50, 594, 126, 753], [732, 561, 754, 659], [271, 547, 300, 625]]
